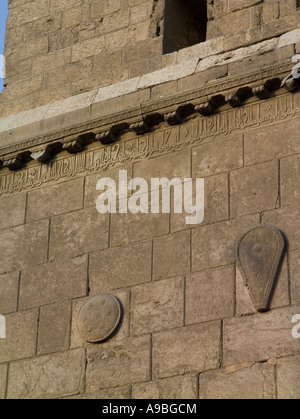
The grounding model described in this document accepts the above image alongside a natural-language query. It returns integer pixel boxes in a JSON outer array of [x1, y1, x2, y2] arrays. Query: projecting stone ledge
[[0, 29, 298, 153]]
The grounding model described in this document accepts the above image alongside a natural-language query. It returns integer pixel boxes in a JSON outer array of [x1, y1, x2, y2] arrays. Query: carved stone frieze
[[0, 91, 298, 196], [0, 62, 293, 160]]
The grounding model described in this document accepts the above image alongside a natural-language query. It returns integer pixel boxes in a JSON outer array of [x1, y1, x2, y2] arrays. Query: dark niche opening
[[163, 0, 208, 54]]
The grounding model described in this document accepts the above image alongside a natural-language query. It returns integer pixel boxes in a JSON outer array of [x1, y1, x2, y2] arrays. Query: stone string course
[[0, 87, 299, 196], [0, 87, 300, 398], [0, 63, 299, 175], [0, 1, 300, 401]]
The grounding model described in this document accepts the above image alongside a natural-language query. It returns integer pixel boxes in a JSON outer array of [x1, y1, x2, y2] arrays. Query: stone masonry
[[0, 0, 300, 399], [1, 0, 300, 117]]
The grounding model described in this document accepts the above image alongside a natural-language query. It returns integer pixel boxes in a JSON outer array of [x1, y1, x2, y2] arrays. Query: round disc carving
[[77, 294, 121, 343]]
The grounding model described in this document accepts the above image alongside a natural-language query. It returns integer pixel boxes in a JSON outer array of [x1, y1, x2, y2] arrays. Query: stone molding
[[0, 28, 299, 150], [0, 87, 299, 197], [0, 62, 297, 160]]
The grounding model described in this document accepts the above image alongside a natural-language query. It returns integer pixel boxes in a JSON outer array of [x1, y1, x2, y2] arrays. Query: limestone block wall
[[0, 84, 299, 398], [1, 0, 299, 116], [0, 0, 300, 401]]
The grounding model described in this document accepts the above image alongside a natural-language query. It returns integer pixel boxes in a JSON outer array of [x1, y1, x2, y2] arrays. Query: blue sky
[[0, 0, 8, 92]]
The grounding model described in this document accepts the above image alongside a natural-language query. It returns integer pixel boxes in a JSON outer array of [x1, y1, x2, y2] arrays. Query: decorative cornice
[[0, 88, 299, 197], [0, 60, 299, 190], [0, 62, 294, 159]]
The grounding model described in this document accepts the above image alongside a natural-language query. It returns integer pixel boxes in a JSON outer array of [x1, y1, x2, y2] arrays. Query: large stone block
[[153, 231, 190, 280], [37, 301, 72, 355], [131, 276, 184, 336], [0, 271, 19, 314], [97, 9, 130, 35], [280, 0, 297, 16], [90, 0, 121, 18], [129, 56, 162, 78], [6, 0, 50, 28], [27, 178, 84, 222], [152, 322, 221, 379], [177, 64, 228, 94], [91, 89, 150, 119], [5, 57, 32, 81], [49, 207, 109, 262], [186, 265, 235, 324], [262, 14, 299, 40], [49, 0, 83, 13], [62, 6, 89, 29], [0, 220, 49, 275], [26, 13, 62, 39], [1, 74, 44, 102], [170, 173, 229, 232], [0, 309, 38, 363], [86, 335, 151, 391], [223, 306, 300, 366], [48, 26, 80, 53], [230, 162, 278, 217], [277, 355, 300, 399], [89, 241, 152, 292], [0, 193, 26, 230], [262, 1, 280, 24], [19, 256, 88, 309], [71, 36, 106, 62], [110, 205, 169, 247], [228, 0, 262, 13], [262, 206, 300, 251], [228, 45, 294, 76], [207, 8, 251, 38], [151, 80, 178, 101], [44, 59, 93, 89], [199, 363, 276, 399], [192, 215, 259, 272], [94, 50, 123, 80], [132, 374, 198, 399], [192, 136, 243, 178], [244, 120, 300, 166], [280, 154, 300, 207], [0, 364, 7, 400], [7, 348, 85, 399], [134, 148, 191, 181], [123, 37, 162, 66], [31, 48, 72, 75]]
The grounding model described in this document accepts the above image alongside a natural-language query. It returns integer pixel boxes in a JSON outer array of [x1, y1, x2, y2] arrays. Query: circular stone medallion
[[77, 294, 122, 343]]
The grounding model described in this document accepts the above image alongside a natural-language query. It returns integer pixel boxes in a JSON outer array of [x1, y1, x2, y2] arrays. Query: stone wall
[[1, 0, 299, 116], [0, 0, 299, 400], [0, 80, 299, 398]]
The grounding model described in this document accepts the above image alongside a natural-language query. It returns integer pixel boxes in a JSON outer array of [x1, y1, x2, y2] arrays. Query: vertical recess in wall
[[163, 0, 208, 54]]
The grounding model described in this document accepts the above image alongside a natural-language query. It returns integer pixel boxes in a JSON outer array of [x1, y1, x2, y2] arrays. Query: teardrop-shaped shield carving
[[236, 225, 285, 312]]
